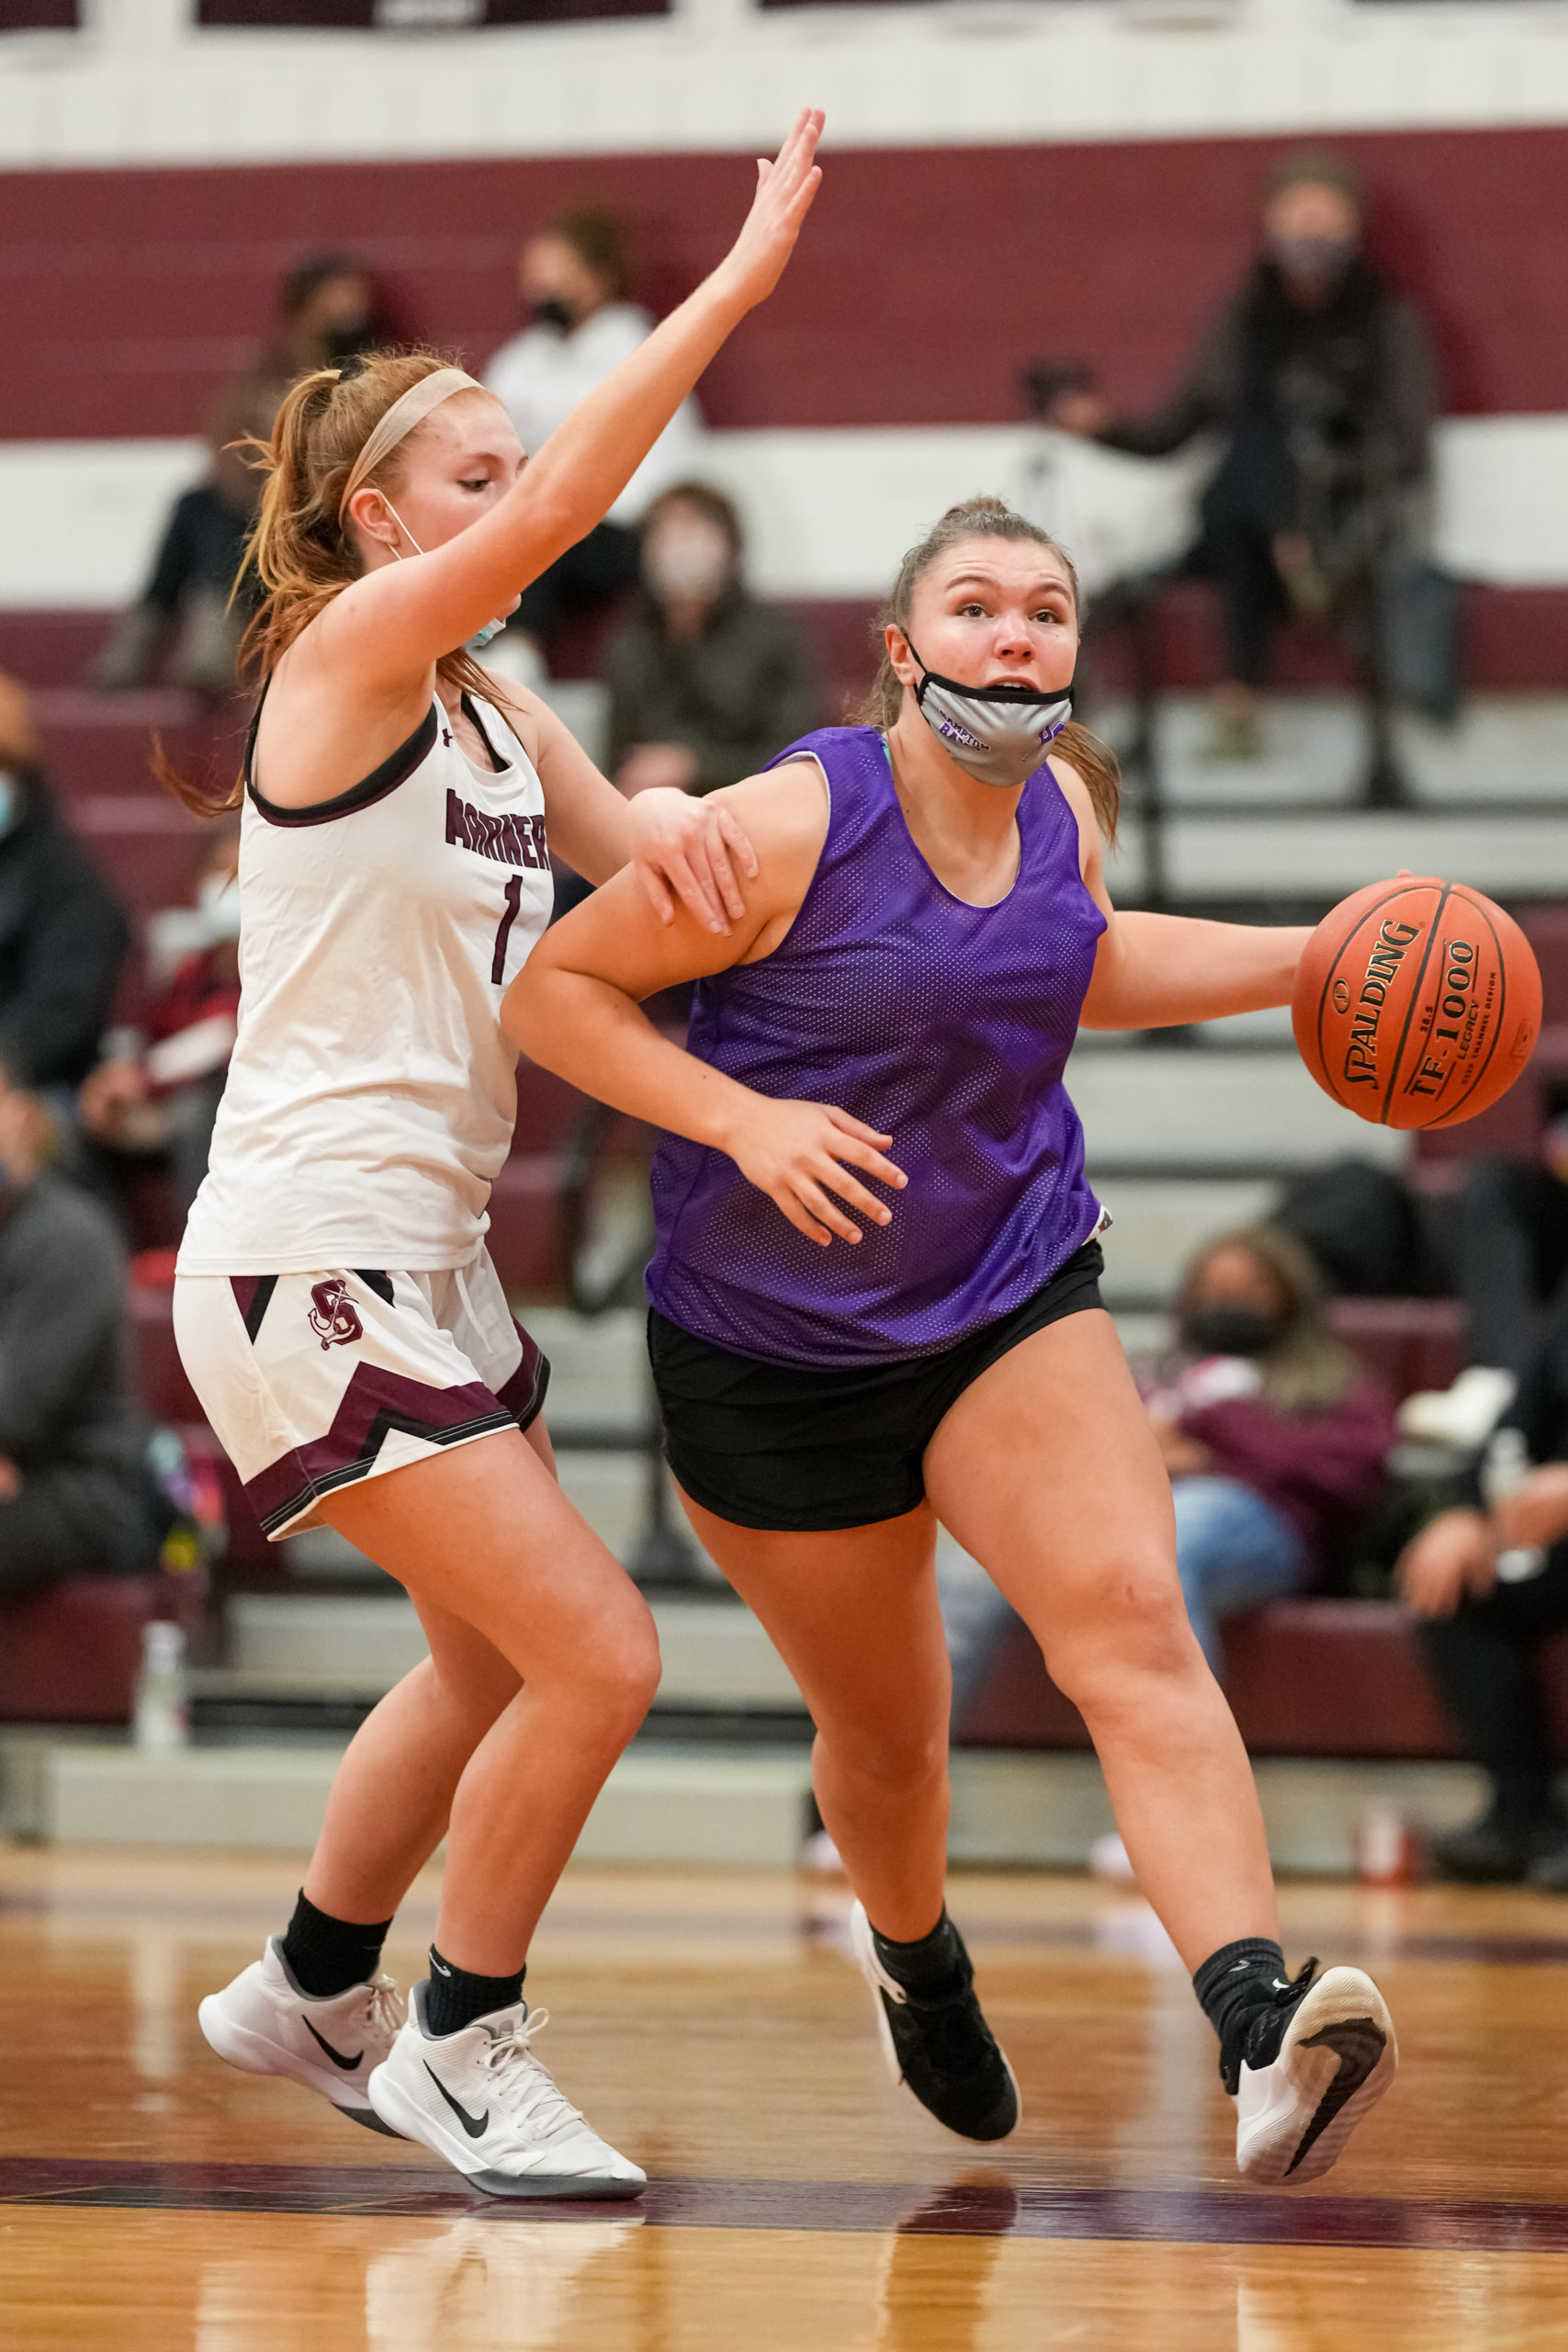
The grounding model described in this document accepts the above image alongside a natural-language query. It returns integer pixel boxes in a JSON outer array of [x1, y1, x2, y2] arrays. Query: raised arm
[[1057, 766, 1311, 1031], [326, 111, 824, 682]]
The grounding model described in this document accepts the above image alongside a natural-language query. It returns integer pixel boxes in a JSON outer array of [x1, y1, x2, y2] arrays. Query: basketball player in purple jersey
[[509, 496, 1397, 2187], [184, 112, 824, 2199]]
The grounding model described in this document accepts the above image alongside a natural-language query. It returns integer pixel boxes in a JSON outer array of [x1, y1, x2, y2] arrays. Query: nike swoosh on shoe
[[425, 2064, 490, 2139], [303, 2018, 365, 2073]]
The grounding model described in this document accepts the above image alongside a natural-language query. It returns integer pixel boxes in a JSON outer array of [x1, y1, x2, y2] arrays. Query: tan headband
[[336, 366, 487, 526]]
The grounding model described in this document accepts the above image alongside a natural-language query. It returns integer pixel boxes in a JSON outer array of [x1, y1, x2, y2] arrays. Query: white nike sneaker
[[367, 1982, 647, 2199], [1234, 1962, 1397, 2187], [198, 1938, 406, 2134]]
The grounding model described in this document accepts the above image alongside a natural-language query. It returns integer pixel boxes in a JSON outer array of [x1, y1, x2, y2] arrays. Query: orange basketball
[[1292, 876, 1541, 1130]]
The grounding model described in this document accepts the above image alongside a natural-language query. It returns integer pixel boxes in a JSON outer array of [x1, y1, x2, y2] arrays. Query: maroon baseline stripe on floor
[[0, 2159, 1565, 2249]]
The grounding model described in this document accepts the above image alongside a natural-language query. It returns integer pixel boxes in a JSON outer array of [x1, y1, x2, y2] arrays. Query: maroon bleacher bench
[[954, 1599, 1568, 1762], [0, 1565, 207, 1724]]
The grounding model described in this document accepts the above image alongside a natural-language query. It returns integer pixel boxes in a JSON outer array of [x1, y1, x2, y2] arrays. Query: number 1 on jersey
[[491, 873, 524, 985]]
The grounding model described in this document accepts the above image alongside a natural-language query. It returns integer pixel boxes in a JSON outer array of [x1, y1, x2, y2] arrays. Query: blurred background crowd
[[6, 3, 1568, 1886]]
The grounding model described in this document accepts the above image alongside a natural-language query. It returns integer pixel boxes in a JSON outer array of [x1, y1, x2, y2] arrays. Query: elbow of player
[[500, 964, 549, 1062]]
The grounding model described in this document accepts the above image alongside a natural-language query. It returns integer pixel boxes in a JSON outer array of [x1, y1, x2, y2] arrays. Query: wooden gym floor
[[2, 1849, 1566, 2350]]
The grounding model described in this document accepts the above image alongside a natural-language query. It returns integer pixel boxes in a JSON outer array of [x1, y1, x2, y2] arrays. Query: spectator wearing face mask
[[1048, 152, 1437, 764], [92, 254, 387, 697], [0, 1056, 164, 1604], [601, 482, 821, 800], [80, 822, 242, 1216], [1145, 1226, 1395, 1676], [483, 206, 705, 662], [0, 674, 130, 1099]]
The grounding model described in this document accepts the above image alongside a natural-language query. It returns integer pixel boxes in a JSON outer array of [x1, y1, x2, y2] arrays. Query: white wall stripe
[[3, 413, 1565, 611], [3, 0, 1568, 173]]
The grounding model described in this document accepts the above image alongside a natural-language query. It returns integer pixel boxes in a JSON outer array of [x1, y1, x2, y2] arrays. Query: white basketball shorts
[[173, 1250, 549, 1541]]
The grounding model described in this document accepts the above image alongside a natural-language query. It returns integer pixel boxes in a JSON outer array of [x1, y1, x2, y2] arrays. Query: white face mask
[[380, 497, 508, 653], [643, 517, 732, 605], [905, 638, 1074, 788]]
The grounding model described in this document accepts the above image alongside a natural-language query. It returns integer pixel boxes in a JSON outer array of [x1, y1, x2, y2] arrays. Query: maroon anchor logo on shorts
[[308, 1279, 364, 1351]]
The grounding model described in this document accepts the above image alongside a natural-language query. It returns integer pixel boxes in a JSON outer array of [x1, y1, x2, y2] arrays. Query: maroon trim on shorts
[[495, 1318, 549, 1433], [245, 1363, 514, 1536], [230, 1274, 279, 1343]]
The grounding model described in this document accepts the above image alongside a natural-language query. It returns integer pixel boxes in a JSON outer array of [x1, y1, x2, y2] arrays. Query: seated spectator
[[484, 205, 705, 667], [1145, 1227, 1395, 1676], [91, 254, 384, 697], [929, 1225, 1393, 1811], [603, 483, 820, 797], [1399, 1291, 1568, 1889], [1046, 150, 1438, 768], [0, 673, 129, 1098], [80, 823, 241, 1216], [0, 1058, 164, 1607]]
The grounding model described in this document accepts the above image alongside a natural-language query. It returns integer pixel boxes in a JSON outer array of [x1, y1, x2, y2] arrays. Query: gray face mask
[[380, 497, 508, 654], [907, 639, 1073, 788]]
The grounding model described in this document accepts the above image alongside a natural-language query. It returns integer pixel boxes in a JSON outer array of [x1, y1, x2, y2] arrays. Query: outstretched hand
[[716, 107, 825, 313]]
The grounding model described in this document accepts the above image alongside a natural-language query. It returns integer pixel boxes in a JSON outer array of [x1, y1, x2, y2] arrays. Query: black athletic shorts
[[648, 1238, 1105, 1533]]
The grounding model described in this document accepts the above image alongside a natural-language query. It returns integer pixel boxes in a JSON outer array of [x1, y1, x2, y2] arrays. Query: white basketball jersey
[[178, 688, 556, 1275]]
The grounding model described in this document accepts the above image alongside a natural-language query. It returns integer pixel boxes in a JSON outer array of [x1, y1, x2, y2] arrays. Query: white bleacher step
[[1071, 1047, 1410, 1174], [1098, 691, 1568, 809], [6, 1737, 815, 1868], [0, 1730, 1496, 1876], [1092, 1178, 1281, 1309], [213, 1591, 805, 1712], [1105, 807, 1568, 905]]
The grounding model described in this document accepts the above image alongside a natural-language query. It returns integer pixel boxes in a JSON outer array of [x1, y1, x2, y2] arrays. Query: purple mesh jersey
[[647, 726, 1107, 1366]]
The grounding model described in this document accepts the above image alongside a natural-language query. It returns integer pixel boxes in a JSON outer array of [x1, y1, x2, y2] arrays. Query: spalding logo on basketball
[[1292, 876, 1541, 1130]]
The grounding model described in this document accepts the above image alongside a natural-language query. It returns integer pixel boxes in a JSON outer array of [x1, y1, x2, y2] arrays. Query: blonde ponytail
[[162, 348, 497, 816]]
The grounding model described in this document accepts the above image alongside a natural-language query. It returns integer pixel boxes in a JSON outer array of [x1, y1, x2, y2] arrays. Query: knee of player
[[1044, 1558, 1195, 1708], [825, 1720, 950, 1798], [585, 1609, 663, 1733]]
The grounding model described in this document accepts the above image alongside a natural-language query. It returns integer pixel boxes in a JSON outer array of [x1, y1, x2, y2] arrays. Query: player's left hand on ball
[[628, 786, 760, 934]]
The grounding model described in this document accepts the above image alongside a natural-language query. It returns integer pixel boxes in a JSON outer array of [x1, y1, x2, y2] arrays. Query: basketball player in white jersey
[[184, 111, 824, 2199]]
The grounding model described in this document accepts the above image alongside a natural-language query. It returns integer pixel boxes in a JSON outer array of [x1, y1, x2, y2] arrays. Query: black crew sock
[[1192, 1937, 1290, 2086], [871, 1908, 967, 1996], [423, 1946, 526, 2038], [279, 1889, 393, 1999]]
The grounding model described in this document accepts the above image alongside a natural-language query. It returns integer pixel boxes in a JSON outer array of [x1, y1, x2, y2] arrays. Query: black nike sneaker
[[850, 1901, 1020, 2142], [1226, 1958, 1397, 2186]]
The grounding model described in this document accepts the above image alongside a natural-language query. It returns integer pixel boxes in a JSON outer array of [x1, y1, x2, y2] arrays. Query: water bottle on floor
[[133, 1620, 190, 1750]]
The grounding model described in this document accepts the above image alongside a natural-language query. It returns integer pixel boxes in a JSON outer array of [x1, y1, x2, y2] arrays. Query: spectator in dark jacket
[[602, 482, 820, 798], [0, 1059, 161, 1599], [1049, 150, 1437, 762], [1399, 1288, 1568, 1889], [91, 254, 384, 697], [1146, 1225, 1395, 1675], [0, 674, 129, 1091]]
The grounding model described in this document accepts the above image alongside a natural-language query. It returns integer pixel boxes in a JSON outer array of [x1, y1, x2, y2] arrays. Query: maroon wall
[[5, 123, 1565, 444]]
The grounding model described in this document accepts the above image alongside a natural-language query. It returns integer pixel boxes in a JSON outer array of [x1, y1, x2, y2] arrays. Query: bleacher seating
[[0, 1564, 208, 1724], [955, 1601, 1568, 1763]]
